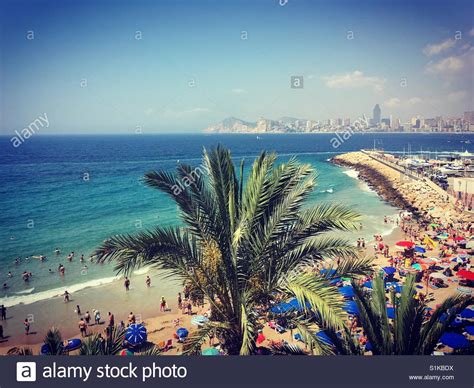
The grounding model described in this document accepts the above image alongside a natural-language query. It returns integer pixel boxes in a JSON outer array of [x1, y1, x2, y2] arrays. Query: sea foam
[[1, 275, 120, 307]]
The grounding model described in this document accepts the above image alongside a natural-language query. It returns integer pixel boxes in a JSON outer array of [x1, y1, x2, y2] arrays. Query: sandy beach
[[1, 150, 472, 356]]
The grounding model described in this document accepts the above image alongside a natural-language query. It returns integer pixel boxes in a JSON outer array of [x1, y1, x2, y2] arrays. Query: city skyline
[[1, 0, 473, 134]]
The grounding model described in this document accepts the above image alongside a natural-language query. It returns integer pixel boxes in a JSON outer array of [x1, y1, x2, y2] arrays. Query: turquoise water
[[1, 133, 473, 306]]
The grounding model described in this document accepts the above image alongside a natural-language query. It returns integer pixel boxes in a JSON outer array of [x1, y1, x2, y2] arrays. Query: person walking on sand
[[108, 312, 114, 327], [146, 276, 151, 287], [160, 296, 167, 312], [94, 310, 101, 325], [124, 277, 130, 291], [177, 292, 182, 310], [24, 319, 30, 335], [63, 290, 70, 302], [78, 317, 87, 337], [0, 305, 6, 320], [76, 305, 81, 315], [84, 311, 91, 325]]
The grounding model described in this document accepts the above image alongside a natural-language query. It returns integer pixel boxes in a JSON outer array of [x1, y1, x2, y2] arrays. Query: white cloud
[[425, 55, 465, 74], [384, 97, 401, 107], [322, 70, 385, 93], [470, 28, 474, 37], [231, 88, 247, 94], [447, 90, 467, 102], [384, 97, 422, 108], [422, 38, 456, 56], [407, 97, 422, 106]]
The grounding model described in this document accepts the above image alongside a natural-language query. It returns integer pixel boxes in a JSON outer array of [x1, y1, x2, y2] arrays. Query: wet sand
[[0, 269, 182, 353]]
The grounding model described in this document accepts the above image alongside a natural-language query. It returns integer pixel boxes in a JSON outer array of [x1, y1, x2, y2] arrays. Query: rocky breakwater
[[331, 151, 473, 224]]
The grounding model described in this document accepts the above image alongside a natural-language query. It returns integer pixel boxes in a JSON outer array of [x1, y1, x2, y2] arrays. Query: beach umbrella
[[315, 331, 334, 346], [382, 266, 396, 275], [202, 348, 220, 356], [457, 270, 474, 281], [363, 281, 373, 289], [176, 327, 189, 339], [386, 307, 395, 319], [429, 223, 440, 228], [437, 234, 449, 240], [460, 307, 474, 319], [395, 241, 414, 248], [439, 333, 469, 349], [414, 246, 426, 253], [320, 269, 337, 277], [451, 257, 464, 263], [125, 323, 147, 346], [466, 240, 474, 249], [464, 326, 474, 336], [119, 349, 134, 356], [338, 285, 355, 298], [386, 284, 403, 293], [343, 300, 359, 315], [191, 315, 209, 326], [454, 236, 466, 241]]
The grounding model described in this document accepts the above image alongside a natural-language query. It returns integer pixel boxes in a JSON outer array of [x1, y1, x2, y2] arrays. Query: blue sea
[[1, 133, 474, 306]]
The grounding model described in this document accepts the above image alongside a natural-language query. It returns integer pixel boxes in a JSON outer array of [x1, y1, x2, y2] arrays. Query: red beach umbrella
[[454, 236, 466, 241], [457, 270, 474, 281], [395, 241, 414, 248]]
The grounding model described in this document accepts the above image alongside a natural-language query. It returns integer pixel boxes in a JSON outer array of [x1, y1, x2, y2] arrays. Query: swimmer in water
[[7, 272, 12, 278], [55, 248, 61, 255], [80, 254, 84, 262]]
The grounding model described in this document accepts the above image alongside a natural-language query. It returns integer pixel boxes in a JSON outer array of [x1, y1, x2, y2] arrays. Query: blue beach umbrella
[[363, 281, 373, 289], [320, 269, 337, 277], [270, 298, 308, 314], [382, 267, 396, 276], [439, 332, 469, 349], [460, 308, 474, 319], [125, 323, 147, 346], [386, 283, 403, 293], [343, 300, 359, 315], [176, 327, 189, 339], [316, 331, 334, 346], [414, 246, 426, 253], [338, 285, 355, 298], [386, 307, 395, 319], [464, 326, 474, 336]]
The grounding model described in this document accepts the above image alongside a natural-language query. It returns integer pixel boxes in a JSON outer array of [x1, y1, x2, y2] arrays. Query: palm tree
[[352, 273, 473, 355], [79, 326, 124, 355], [42, 327, 65, 355], [96, 146, 372, 355]]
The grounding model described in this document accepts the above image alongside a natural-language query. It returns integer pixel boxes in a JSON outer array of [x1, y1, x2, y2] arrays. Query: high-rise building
[[464, 111, 474, 124], [392, 117, 400, 130], [373, 104, 381, 125]]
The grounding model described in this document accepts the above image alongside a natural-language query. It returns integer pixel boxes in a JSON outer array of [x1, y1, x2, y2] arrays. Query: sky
[[0, 0, 473, 134]]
